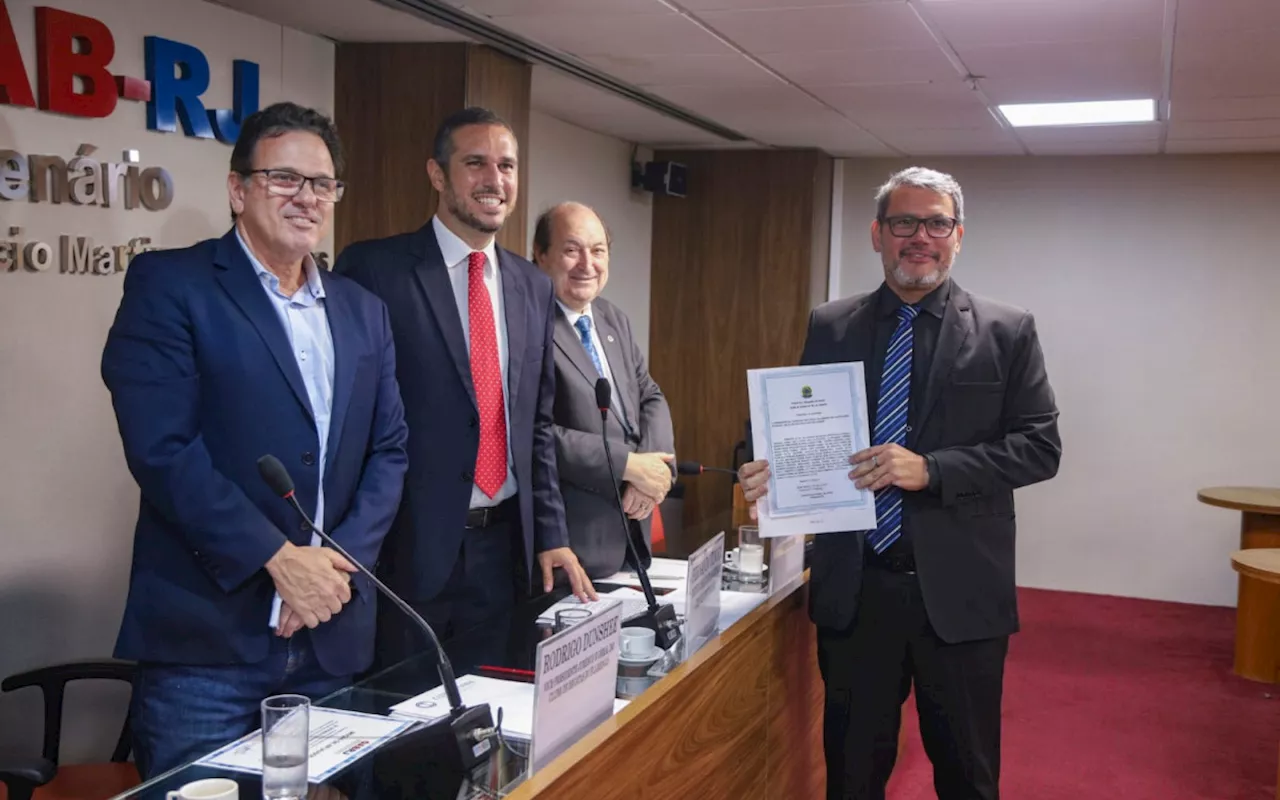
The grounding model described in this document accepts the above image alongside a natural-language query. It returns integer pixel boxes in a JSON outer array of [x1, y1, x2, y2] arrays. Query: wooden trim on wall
[[465, 45, 532, 257]]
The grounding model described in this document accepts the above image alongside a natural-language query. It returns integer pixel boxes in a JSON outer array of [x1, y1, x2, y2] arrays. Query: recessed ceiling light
[[998, 99, 1156, 127]]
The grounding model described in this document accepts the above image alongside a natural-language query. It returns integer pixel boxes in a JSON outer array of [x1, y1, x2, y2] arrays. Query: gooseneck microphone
[[256, 454, 493, 769], [595, 379, 680, 651]]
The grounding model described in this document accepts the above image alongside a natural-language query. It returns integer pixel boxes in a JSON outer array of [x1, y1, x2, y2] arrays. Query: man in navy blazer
[[336, 107, 594, 665], [101, 103, 407, 779]]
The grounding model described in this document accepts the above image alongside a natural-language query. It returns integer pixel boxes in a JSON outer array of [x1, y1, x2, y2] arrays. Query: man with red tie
[[336, 107, 595, 664]]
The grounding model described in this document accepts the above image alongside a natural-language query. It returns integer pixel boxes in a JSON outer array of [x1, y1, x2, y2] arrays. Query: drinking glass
[[261, 694, 309, 799]]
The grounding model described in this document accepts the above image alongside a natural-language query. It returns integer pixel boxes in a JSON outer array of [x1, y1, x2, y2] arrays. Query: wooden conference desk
[[508, 574, 826, 800], [1199, 487, 1280, 682]]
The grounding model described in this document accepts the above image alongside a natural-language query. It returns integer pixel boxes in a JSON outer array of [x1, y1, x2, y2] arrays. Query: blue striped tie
[[574, 316, 605, 377], [867, 304, 919, 554]]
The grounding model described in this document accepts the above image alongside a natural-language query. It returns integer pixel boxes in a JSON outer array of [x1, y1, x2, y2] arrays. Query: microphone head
[[676, 461, 703, 476], [257, 454, 295, 497], [595, 377, 611, 411]]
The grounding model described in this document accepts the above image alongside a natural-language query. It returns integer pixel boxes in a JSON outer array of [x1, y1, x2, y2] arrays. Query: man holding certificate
[[739, 167, 1061, 800]]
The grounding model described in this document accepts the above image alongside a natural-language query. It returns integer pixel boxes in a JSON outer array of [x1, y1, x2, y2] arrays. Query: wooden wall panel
[[465, 45, 532, 257], [650, 150, 833, 550], [333, 44, 532, 256], [333, 43, 466, 251]]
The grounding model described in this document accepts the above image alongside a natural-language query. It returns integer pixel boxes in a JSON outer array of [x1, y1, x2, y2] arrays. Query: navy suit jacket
[[335, 222, 569, 603], [101, 229, 408, 676]]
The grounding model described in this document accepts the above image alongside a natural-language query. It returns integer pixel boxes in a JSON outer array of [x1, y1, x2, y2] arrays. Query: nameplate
[[768, 534, 805, 595], [684, 531, 725, 654], [529, 598, 623, 773]]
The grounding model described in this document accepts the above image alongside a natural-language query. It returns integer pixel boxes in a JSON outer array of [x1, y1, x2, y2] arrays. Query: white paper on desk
[[599, 556, 689, 591], [536, 590, 649, 626], [197, 707, 415, 783], [667, 588, 767, 633], [390, 675, 536, 738], [747, 363, 877, 537]]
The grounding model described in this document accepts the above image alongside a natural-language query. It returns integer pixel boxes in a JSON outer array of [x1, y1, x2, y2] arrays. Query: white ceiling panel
[[1166, 137, 1280, 154], [457, 0, 664, 15], [1027, 140, 1160, 156], [679, 0, 896, 9], [900, 139, 1025, 157], [585, 53, 778, 87], [732, 108, 894, 151], [1173, 0, 1280, 47], [653, 83, 828, 117], [1169, 119, 1280, 141], [1014, 122, 1162, 145], [531, 67, 728, 146], [1172, 96, 1280, 121], [813, 82, 994, 129], [697, 3, 936, 53], [761, 47, 959, 86], [1172, 37, 1280, 100], [206, 0, 469, 41], [495, 11, 731, 57], [961, 41, 1162, 105], [918, 0, 1165, 47]]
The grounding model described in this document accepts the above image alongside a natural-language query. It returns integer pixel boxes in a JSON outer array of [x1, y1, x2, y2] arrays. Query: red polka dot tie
[[467, 251, 507, 497]]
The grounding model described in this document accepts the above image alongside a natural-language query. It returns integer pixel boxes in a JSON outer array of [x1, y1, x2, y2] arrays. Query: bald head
[[533, 202, 611, 312]]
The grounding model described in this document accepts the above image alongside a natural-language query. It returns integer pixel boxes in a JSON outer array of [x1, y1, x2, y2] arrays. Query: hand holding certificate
[[745, 363, 878, 537]]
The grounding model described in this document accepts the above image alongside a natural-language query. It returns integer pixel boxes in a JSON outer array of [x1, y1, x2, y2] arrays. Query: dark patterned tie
[[867, 304, 919, 553]]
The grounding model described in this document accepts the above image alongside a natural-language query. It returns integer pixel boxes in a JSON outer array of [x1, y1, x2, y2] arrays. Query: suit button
[[301, 452, 316, 466], [299, 520, 310, 532], [461, 470, 473, 482]]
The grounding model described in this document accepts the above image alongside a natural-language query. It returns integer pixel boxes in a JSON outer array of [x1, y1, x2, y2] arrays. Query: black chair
[[0, 660, 139, 800]]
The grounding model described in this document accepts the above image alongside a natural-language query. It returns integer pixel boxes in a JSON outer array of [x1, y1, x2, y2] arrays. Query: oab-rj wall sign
[[0, 0, 261, 276]]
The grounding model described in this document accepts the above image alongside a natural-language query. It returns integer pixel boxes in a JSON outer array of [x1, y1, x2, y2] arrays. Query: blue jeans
[[130, 630, 350, 780]]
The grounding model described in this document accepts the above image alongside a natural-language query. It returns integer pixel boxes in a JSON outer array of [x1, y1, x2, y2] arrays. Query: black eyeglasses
[[241, 169, 345, 203], [880, 215, 958, 238]]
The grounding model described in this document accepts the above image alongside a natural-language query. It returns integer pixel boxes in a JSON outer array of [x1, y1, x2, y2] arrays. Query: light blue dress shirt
[[235, 230, 335, 627]]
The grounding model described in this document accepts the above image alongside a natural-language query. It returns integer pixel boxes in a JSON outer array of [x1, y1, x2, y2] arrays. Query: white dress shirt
[[236, 229, 335, 627], [433, 216, 517, 508]]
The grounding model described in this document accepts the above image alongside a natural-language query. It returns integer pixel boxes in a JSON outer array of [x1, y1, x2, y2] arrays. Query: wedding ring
[[871, 455, 879, 468]]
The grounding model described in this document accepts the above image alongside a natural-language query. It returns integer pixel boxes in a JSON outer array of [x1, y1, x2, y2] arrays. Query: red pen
[[478, 664, 535, 679]]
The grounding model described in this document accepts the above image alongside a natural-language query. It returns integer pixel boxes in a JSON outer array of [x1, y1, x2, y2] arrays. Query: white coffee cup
[[620, 626, 657, 660], [166, 777, 239, 800]]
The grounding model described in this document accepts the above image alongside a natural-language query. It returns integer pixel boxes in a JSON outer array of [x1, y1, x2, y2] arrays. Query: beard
[[442, 180, 503, 235], [887, 248, 952, 289]]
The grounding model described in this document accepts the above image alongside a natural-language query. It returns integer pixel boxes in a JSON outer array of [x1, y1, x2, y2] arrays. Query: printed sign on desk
[[529, 599, 623, 773], [684, 531, 725, 654], [768, 534, 805, 595]]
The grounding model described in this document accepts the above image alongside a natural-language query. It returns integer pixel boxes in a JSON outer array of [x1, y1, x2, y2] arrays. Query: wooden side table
[[1200, 487, 1280, 682], [1228, 548, 1280, 800]]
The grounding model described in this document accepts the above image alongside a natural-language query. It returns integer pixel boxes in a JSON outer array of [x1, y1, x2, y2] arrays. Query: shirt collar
[[875, 278, 950, 320], [433, 215, 499, 279], [557, 300, 593, 329], [235, 227, 325, 302]]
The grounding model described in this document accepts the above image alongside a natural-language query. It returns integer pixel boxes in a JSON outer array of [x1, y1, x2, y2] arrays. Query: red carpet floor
[[886, 588, 1280, 800]]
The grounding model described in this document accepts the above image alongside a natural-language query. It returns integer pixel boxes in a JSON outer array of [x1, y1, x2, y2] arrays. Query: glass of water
[[261, 694, 309, 799], [738, 525, 765, 580]]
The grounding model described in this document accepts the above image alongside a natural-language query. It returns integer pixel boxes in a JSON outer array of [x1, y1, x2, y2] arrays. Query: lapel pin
[[607, 335, 615, 343]]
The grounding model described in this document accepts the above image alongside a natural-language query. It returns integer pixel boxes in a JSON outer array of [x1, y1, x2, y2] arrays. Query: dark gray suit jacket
[[804, 280, 1061, 643], [550, 296, 675, 579]]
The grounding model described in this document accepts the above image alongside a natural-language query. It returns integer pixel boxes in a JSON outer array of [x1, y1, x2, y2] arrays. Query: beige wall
[[0, 0, 333, 761], [837, 155, 1280, 607], [526, 111, 654, 356]]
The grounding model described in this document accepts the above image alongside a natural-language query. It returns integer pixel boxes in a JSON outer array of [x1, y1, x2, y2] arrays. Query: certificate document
[[747, 363, 878, 537]]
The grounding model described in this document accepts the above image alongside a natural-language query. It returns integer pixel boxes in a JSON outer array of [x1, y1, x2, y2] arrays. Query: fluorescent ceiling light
[[998, 99, 1156, 127]]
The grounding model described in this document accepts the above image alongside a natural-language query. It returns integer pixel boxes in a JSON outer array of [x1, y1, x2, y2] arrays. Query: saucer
[[618, 647, 662, 665]]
